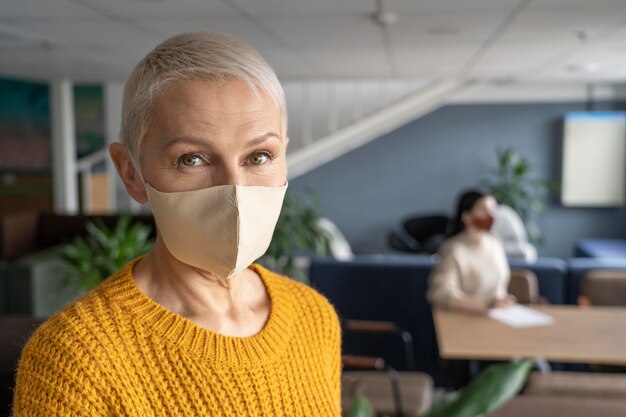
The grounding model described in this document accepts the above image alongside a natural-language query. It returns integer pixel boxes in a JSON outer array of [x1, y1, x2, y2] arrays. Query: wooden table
[[433, 305, 626, 365]]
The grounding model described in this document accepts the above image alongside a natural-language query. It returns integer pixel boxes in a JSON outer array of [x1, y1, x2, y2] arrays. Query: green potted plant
[[60, 214, 154, 291], [262, 190, 332, 282], [482, 148, 556, 244]]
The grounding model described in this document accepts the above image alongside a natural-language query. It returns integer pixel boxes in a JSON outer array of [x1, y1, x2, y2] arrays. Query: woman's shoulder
[[19, 304, 97, 378], [23, 268, 131, 359], [437, 234, 467, 256]]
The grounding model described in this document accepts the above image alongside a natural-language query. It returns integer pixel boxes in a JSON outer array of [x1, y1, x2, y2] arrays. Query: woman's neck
[[462, 226, 488, 242], [132, 238, 270, 337]]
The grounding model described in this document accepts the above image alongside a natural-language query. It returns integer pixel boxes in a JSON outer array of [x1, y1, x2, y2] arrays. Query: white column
[[50, 79, 78, 214], [103, 82, 124, 212]]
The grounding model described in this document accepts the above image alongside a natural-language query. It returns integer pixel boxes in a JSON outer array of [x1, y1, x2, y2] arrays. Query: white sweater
[[427, 231, 510, 307]]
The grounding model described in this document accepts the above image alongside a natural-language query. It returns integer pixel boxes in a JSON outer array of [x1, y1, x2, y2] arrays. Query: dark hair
[[447, 188, 492, 237]]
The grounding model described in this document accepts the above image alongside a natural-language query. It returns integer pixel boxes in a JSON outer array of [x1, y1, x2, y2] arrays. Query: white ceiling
[[2, 0, 626, 83]]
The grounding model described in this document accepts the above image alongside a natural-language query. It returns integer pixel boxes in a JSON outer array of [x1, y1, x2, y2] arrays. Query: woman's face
[[462, 195, 497, 230], [470, 196, 497, 218], [137, 79, 287, 195]]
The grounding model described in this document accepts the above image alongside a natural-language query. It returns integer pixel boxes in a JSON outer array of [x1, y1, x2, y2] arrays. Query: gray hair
[[120, 31, 287, 163]]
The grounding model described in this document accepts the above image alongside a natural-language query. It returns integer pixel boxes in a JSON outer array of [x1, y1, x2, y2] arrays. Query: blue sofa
[[575, 239, 626, 258], [310, 254, 442, 380], [309, 254, 569, 384]]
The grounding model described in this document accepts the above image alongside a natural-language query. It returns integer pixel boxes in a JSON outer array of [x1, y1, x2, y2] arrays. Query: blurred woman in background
[[427, 189, 515, 314]]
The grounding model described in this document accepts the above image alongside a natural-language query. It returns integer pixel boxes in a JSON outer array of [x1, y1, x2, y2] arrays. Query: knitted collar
[[103, 258, 295, 367]]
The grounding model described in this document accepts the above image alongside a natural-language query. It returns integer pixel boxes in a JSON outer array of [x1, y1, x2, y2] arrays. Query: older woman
[[427, 189, 515, 314], [13, 32, 341, 416]]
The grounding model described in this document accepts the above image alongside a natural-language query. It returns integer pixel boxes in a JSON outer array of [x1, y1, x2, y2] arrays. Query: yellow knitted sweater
[[13, 259, 341, 416]]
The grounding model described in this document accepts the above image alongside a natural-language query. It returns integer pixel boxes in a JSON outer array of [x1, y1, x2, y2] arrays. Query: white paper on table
[[488, 305, 555, 328]]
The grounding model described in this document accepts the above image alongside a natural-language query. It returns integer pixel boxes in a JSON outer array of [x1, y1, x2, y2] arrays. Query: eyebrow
[[164, 132, 282, 150], [245, 132, 281, 148]]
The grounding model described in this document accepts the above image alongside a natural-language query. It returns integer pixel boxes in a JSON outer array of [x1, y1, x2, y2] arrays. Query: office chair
[[402, 215, 449, 255], [341, 319, 433, 417], [581, 270, 626, 306], [508, 268, 540, 305]]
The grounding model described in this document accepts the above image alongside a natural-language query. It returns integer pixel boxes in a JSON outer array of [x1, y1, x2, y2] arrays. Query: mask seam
[[234, 186, 242, 276]]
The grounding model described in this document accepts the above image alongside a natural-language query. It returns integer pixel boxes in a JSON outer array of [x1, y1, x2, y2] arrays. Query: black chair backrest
[[403, 215, 449, 254], [387, 231, 419, 253]]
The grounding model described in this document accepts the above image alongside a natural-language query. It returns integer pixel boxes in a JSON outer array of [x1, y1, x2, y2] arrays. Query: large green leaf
[[424, 359, 533, 417]]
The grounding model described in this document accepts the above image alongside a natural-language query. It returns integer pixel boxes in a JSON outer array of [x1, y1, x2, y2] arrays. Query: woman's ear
[[461, 211, 472, 227], [109, 142, 148, 204]]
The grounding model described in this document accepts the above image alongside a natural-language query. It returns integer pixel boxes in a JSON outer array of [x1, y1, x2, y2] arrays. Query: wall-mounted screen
[[562, 111, 626, 207]]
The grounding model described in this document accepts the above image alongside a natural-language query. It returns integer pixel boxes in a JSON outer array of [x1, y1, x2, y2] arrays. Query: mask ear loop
[[130, 155, 148, 189]]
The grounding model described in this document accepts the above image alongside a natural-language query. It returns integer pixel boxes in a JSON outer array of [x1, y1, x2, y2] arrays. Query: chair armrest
[[341, 354, 405, 417], [342, 354, 386, 371], [343, 319, 399, 333], [342, 319, 416, 371]]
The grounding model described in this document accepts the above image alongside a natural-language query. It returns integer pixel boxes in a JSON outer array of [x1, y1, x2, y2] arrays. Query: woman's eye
[[249, 152, 271, 166], [178, 154, 204, 167]]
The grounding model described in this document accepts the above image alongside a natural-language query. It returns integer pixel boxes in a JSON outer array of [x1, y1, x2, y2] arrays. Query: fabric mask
[[145, 182, 287, 278], [472, 214, 494, 232]]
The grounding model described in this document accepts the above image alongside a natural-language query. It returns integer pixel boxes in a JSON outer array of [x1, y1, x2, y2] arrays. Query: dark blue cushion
[[575, 239, 626, 258]]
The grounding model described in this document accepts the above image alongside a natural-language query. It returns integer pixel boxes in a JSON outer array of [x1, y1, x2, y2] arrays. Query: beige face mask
[[145, 182, 288, 278]]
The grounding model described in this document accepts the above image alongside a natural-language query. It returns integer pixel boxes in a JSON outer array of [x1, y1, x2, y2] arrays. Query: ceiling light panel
[[257, 16, 384, 49], [2, 0, 101, 18], [393, 45, 481, 77], [391, 10, 511, 47], [388, 0, 520, 12], [74, 0, 238, 18], [494, 8, 625, 42], [220, 0, 373, 18]]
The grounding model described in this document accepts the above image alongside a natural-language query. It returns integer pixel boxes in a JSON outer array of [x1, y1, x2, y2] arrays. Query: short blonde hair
[[120, 31, 287, 163]]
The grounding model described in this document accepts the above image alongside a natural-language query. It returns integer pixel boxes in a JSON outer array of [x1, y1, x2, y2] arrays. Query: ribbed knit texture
[[12, 259, 341, 416]]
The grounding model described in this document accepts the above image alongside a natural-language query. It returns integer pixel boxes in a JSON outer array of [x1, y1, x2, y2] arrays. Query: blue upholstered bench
[[575, 239, 626, 258], [309, 254, 568, 384], [309, 254, 438, 377]]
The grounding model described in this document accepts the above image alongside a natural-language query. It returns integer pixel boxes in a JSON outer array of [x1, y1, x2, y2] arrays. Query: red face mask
[[472, 214, 494, 231]]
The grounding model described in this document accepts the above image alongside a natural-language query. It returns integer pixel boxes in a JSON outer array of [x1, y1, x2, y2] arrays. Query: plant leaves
[[261, 189, 332, 282], [482, 148, 551, 245], [347, 395, 376, 417], [59, 214, 154, 291], [424, 359, 534, 417]]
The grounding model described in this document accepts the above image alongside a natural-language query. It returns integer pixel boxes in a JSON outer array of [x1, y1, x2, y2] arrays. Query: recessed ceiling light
[[370, 0, 398, 29]]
